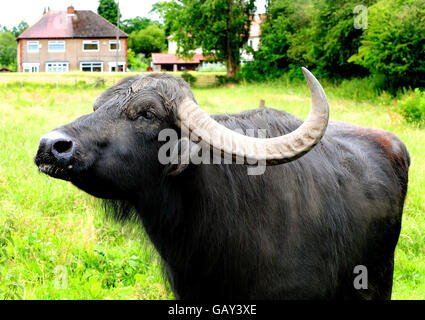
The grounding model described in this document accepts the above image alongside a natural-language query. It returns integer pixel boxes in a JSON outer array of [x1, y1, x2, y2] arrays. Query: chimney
[[67, 6, 75, 15]]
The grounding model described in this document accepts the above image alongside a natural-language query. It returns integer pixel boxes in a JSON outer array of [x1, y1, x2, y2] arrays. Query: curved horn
[[176, 67, 329, 165]]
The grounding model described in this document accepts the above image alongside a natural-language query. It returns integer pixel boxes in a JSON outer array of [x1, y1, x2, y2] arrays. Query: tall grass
[[0, 84, 171, 299], [0, 75, 423, 299]]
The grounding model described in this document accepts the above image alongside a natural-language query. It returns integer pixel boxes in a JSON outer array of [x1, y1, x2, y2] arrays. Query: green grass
[[0, 84, 171, 299], [0, 75, 423, 299]]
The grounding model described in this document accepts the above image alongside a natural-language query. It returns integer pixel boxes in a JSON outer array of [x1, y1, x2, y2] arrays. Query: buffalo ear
[[164, 137, 201, 176]]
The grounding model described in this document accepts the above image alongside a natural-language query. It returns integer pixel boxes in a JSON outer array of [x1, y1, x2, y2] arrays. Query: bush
[[215, 75, 239, 86], [241, 0, 376, 82], [349, 0, 425, 92], [396, 88, 425, 125], [127, 49, 147, 72], [181, 71, 197, 86], [0, 31, 17, 70]]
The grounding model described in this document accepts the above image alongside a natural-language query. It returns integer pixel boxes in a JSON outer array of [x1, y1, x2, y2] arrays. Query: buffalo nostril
[[53, 140, 73, 154]]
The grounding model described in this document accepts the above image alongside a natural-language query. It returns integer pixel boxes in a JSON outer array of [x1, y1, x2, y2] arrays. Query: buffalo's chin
[[38, 163, 72, 181], [70, 175, 127, 200]]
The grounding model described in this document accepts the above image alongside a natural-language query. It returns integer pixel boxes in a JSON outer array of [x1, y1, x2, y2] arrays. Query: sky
[[0, 0, 267, 29]]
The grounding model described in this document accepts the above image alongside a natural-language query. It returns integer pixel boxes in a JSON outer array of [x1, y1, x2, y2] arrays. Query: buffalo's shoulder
[[327, 121, 410, 191]]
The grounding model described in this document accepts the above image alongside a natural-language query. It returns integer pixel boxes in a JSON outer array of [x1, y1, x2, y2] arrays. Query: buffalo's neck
[[134, 165, 257, 298]]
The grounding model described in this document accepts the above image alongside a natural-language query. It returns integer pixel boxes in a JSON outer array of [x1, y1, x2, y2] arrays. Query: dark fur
[[35, 74, 410, 300]]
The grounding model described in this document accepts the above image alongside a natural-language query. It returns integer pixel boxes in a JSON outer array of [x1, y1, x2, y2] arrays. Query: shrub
[[349, 0, 425, 93], [181, 71, 197, 86], [215, 75, 239, 86], [396, 88, 425, 125]]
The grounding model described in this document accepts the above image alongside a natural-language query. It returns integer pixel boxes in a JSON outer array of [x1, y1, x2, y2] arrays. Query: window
[[48, 40, 65, 52], [109, 40, 121, 52], [80, 62, 103, 72], [83, 40, 99, 52], [27, 41, 39, 53], [109, 62, 125, 72], [46, 62, 69, 73], [22, 63, 40, 73]]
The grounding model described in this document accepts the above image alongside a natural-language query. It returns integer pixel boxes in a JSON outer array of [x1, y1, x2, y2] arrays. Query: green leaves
[[97, 0, 121, 25], [0, 218, 24, 300], [349, 0, 425, 92], [154, 0, 256, 77], [121, 17, 152, 34], [0, 32, 17, 70], [396, 89, 425, 126], [0, 276, 24, 300], [128, 24, 166, 57]]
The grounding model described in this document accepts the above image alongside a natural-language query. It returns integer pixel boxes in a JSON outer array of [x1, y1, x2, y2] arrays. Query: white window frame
[[22, 63, 40, 73], [27, 41, 39, 53], [45, 62, 69, 73], [80, 62, 104, 72], [82, 40, 100, 52], [48, 40, 65, 52], [109, 40, 121, 52], [108, 61, 126, 72]]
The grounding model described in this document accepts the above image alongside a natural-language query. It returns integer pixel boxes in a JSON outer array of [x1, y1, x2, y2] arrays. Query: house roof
[[18, 10, 128, 39], [151, 53, 207, 65]]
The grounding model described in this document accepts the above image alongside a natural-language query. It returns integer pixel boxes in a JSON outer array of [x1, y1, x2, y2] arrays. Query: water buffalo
[[35, 68, 410, 300]]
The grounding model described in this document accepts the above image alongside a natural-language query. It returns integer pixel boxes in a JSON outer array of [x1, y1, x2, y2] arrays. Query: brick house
[[17, 6, 128, 73]]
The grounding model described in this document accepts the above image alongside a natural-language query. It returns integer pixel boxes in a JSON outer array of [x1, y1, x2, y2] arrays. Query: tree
[[1, 21, 29, 37], [306, 0, 377, 78], [97, 0, 121, 25], [128, 24, 166, 57], [0, 32, 17, 70], [12, 21, 29, 37], [243, 0, 378, 81], [121, 17, 153, 34], [154, 0, 256, 78], [242, 0, 311, 81], [349, 0, 425, 91]]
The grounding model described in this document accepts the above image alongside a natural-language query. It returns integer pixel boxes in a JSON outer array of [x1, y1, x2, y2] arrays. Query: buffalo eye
[[138, 110, 155, 121]]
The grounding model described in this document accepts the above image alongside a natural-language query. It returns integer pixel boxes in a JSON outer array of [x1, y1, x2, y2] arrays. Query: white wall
[[168, 40, 203, 55], [240, 37, 260, 63]]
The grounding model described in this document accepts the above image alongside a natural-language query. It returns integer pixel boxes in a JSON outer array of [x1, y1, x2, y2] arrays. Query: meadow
[[0, 73, 423, 299]]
